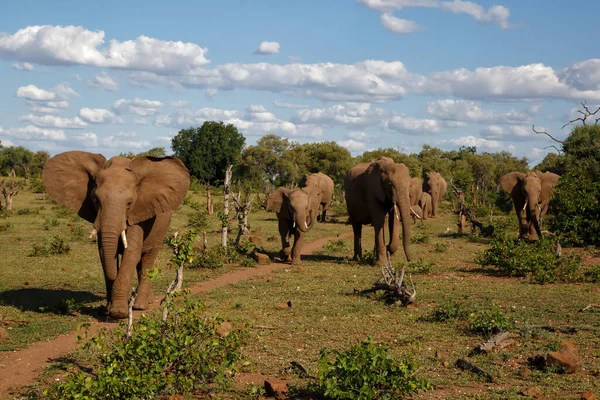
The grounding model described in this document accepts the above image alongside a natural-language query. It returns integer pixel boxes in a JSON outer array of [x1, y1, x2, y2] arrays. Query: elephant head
[[367, 157, 412, 261], [42, 151, 190, 293], [267, 187, 316, 232], [424, 172, 447, 217], [501, 171, 560, 239]]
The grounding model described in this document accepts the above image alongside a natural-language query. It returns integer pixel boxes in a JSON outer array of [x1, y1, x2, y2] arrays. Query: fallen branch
[[579, 304, 600, 312], [355, 252, 416, 306], [455, 359, 494, 383], [126, 291, 137, 338], [478, 330, 518, 353]]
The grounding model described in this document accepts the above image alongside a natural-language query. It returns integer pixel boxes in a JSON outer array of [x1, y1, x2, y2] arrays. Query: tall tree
[[0, 146, 34, 178], [171, 122, 246, 184], [298, 141, 353, 185]]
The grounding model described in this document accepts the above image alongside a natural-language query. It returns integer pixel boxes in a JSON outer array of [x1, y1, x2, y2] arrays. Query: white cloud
[[442, 135, 514, 152], [339, 139, 367, 152], [75, 132, 98, 147], [16, 84, 56, 101], [479, 125, 539, 141], [293, 103, 376, 125], [134, 118, 148, 125], [558, 59, 600, 91], [12, 62, 34, 71], [254, 41, 280, 55], [274, 100, 309, 109], [0, 25, 209, 73], [169, 100, 188, 107], [357, 0, 439, 13], [380, 13, 421, 34], [112, 98, 163, 116], [79, 108, 121, 124], [87, 71, 118, 91], [426, 99, 531, 124], [384, 115, 441, 134], [25, 100, 69, 115], [347, 131, 368, 140], [19, 114, 87, 129], [102, 132, 150, 149], [0, 125, 66, 140], [52, 82, 79, 99]]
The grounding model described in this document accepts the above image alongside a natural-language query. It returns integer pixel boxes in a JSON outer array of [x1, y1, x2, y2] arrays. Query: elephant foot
[[109, 304, 129, 319], [98, 304, 109, 317], [291, 257, 302, 265], [133, 288, 154, 310], [351, 254, 361, 262]]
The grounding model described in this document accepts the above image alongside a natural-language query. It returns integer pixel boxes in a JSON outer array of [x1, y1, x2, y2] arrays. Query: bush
[[468, 303, 513, 337], [17, 207, 39, 215], [425, 300, 467, 322], [585, 265, 600, 283], [411, 233, 430, 244], [28, 235, 71, 257], [476, 236, 582, 284], [406, 259, 434, 274], [45, 297, 246, 399], [433, 243, 448, 253], [69, 224, 86, 241], [52, 206, 72, 219], [43, 218, 60, 230], [312, 337, 431, 400]]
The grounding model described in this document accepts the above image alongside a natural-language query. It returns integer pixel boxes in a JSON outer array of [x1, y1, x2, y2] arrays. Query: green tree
[[534, 152, 566, 175], [298, 141, 353, 185], [0, 146, 34, 178], [358, 148, 422, 177], [171, 122, 246, 184]]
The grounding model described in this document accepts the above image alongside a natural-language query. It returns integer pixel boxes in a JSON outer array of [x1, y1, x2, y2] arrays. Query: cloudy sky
[[1, 0, 598, 165]]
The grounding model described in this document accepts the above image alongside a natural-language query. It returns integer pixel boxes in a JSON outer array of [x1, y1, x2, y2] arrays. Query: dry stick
[[455, 359, 494, 383], [579, 304, 600, 312], [126, 291, 137, 337], [162, 231, 185, 322], [221, 165, 233, 247]]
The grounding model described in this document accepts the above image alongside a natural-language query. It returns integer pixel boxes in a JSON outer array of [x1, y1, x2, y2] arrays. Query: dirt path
[[0, 231, 353, 397]]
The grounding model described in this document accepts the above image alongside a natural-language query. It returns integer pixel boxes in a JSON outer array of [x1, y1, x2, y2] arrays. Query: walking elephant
[[418, 192, 432, 220], [42, 151, 190, 319], [300, 172, 334, 222], [266, 187, 316, 264], [410, 177, 423, 208], [500, 171, 560, 240], [344, 157, 412, 266], [424, 172, 447, 217]]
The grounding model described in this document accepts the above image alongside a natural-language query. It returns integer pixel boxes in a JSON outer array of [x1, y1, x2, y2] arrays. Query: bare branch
[[561, 100, 600, 128], [532, 125, 564, 144], [543, 145, 563, 155]]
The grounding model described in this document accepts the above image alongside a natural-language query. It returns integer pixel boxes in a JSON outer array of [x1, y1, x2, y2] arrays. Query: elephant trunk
[[396, 185, 413, 262], [529, 203, 542, 239], [100, 230, 120, 282], [296, 209, 315, 233]]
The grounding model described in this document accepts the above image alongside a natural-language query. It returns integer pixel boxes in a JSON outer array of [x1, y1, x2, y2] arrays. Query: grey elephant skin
[[299, 172, 334, 222], [418, 192, 433, 220], [410, 177, 423, 208], [344, 156, 412, 266], [424, 172, 447, 217], [501, 171, 560, 240], [42, 151, 190, 319], [267, 187, 316, 264]]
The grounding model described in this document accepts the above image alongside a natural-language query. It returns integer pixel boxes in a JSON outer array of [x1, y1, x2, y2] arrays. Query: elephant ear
[[266, 188, 292, 219], [539, 172, 560, 202], [367, 159, 392, 203], [501, 172, 526, 210], [42, 151, 106, 223], [127, 156, 190, 225]]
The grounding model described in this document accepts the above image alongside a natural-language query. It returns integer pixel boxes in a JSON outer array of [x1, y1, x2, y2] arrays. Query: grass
[[2, 183, 600, 399]]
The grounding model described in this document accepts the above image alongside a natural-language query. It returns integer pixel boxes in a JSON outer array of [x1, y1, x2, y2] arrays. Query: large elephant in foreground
[[501, 171, 560, 240], [300, 172, 334, 222], [266, 187, 316, 264], [344, 157, 412, 266], [424, 172, 447, 217], [43, 151, 190, 319]]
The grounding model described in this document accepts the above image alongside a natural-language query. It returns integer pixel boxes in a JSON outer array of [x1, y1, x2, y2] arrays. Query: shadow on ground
[[0, 288, 104, 316]]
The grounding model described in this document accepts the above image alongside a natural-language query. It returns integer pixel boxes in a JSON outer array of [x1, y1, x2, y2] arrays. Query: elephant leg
[[109, 225, 143, 319], [373, 216, 388, 266], [278, 217, 292, 262], [133, 248, 159, 310], [351, 222, 363, 261], [291, 229, 304, 265], [320, 201, 329, 222], [387, 209, 400, 256]]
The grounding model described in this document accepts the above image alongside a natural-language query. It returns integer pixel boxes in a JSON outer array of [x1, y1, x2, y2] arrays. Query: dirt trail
[[0, 231, 353, 397]]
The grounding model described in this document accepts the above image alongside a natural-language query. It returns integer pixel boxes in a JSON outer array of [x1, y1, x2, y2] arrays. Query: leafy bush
[[17, 207, 39, 215], [406, 259, 434, 274], [411, 233, 430, 244], [43, 218, 60, 230], [30, 178, 46, 193], [45, 297, 246, 399], [468, 303, 513, 336], [187, 209, 209, 230], [585, 265, 600, 283], [52, 206, 72, 219], [476, 236, 582, 284], [69, 224, 86, 241], [425, 300, 467, 322], [28, 235, 71, 257], [312, 337, 431, 400], [433, 243, 448, 253]]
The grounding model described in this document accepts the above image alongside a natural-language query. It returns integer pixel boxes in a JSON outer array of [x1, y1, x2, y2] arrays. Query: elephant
[[418, 192, 433, 220], [344, 156, 412, 266], [42, 151, 190, 319], [500, 171, 560, 240], [266, 187, 316, 264], [410, 177, 423, 208], [299, 172, 334, 222], [423, 172, 447, 217], [411, 204, 423, 224]]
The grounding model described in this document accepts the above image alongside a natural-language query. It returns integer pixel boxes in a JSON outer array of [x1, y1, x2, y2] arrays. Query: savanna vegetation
[[0, 118, 599, 399]]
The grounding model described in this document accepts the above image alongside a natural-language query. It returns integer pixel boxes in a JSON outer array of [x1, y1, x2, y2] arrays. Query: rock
[[255, 252, 270, 264], [249, 236, 262, 244], [264, 379, 288, 398], [582, 392, 597, 400], [547, 339, 582, 374], [520, 386, 543, 398], [275, 303, 289, 310], [216, 321, 233, 337], [0, 327, 8, 341]]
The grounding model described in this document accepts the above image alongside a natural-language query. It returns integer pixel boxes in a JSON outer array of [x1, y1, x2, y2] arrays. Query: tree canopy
[[171, 122, 246, 184]]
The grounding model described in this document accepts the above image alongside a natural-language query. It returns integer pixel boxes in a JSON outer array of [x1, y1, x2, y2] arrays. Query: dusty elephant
[[418, 192, 432, 220], [411, 204, 423, 224], [500, 171, 560, 240], [266, 187, 316, 264], [299, 172, 334, 222], [344, 157, 412, 266], [410, 177, 423, 208], [424, 172, 447, 217], [42, 151, 190, 319]]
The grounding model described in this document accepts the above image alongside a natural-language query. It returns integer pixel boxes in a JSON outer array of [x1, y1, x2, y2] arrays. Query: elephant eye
[[127, 200, 133, 208]]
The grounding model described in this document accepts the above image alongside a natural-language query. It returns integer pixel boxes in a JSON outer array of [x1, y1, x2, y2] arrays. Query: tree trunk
[[206, 186, 214, 214], [6, 195, 13, 212], [221, 165, 233, 247]]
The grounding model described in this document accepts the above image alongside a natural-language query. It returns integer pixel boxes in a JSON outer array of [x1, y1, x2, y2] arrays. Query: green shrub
[[325, 239, 347, 251], [45, 297, 246, 399], [406, 259, 434, 274], [468, 303, 513, 337], [433, 243, 448, 253], [43, 218, 60, 230], [17, 207, 39, 215], [28, 235, 71, 257], [0, 222, 13, 232], [312, 337, 431, 400], [585, 265, 600, 283], [52, 206, 72, 219], [426, 300, 467, 322], [69, 224, 86, 241], [476, 236, 582, 284], [411, 233, 430, 244], [30, 178, 46, 193], [187, 209, 209, 230]]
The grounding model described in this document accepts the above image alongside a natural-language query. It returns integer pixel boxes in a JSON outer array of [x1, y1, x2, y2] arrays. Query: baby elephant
[[418, 192, 433, 220]]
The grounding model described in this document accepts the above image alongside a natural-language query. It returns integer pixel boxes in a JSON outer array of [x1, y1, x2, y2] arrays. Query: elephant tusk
[[522, 201, 528, 211], [121, 230, 128, 249], [292, 221, 296, 228], [394, 204, 400, 220], [304, 221, 308, 229], [409, 205, 422, 220]]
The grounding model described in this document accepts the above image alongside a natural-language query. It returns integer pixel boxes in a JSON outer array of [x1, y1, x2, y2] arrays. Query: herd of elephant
[[40, 151, 560, 319]]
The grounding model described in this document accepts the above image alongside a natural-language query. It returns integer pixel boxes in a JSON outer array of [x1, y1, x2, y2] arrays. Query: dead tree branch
[[0, 180, 20, 212], [452, 184, 494, 237], [532, 125, 564, 144], [355, 252, 416, 306], [221, 165, 233, 248], [562, 100, 600, 128], [232, 192, 254, 246]]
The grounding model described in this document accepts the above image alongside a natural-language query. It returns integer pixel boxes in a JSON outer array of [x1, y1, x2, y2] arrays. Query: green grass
[[3, 186, 600, 399]]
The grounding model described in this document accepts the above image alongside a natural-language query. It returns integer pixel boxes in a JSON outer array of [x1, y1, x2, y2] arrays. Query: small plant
[[312, 337, 431, 400], [69, 224, 86, 241], [406, 259, 434, 274], [0, 222, 13, 232], [17, 207, 39, 215], [433, 243, 448, 253], [585, 265, 600, 283], [187, 209, 209, 230], [44, 297, 246, 399], [43, 218, 60, 230], [52, 206, 72, 219], [411, 232, 430, 244], [467, 303, 513, 337], [325, 239, 347, 251], [425, 299, 467, 322], [28, 235, 71, 257]]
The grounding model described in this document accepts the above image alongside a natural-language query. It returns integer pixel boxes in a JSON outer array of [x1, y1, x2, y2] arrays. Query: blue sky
[[1, 0, 599, 165]]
